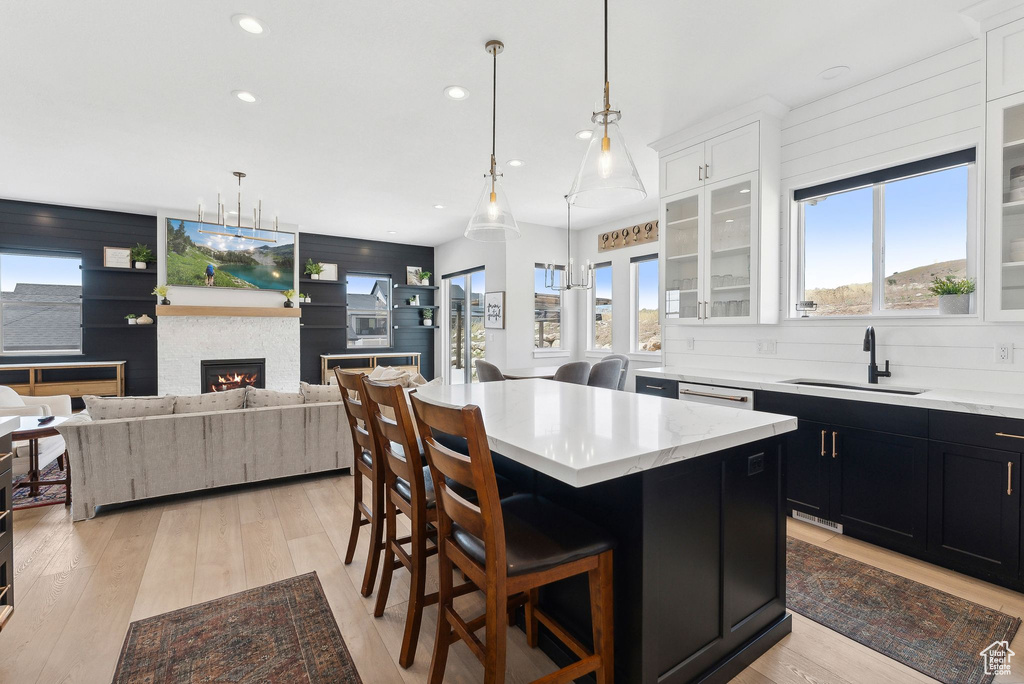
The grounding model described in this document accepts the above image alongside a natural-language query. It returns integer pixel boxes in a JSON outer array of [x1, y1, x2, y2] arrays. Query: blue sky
[[1, 254, 81, 291], [595, 264, 612, 309], [637, 259, 658, 310], [804, 166, 967, 289]]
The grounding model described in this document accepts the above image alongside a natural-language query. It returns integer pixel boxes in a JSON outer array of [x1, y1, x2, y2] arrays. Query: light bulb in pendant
[[598, 136, 613, 179], [487, 191, 499, 220]]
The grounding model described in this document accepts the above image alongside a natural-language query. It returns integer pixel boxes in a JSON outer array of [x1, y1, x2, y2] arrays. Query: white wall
[[660, 39, 1024, 394], [570, 211, 663, 391]]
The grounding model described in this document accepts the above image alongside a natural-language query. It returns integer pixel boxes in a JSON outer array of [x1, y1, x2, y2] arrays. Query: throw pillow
[[244, 387, 305, 408], [83, 394, 176, 420], [173, 388, 247, 414], [299, 381, 343, 404]]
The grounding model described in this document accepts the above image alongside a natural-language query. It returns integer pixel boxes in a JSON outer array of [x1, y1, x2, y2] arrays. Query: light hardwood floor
[[2, 472, 1024, 683]]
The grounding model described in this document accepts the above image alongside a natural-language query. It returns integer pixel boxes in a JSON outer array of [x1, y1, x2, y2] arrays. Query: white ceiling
[[0, 0, 979, 246]]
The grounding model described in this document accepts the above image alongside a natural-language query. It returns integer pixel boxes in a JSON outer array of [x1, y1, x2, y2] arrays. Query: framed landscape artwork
[[485, 291, 505, 329], [164, 218, 295, 290]]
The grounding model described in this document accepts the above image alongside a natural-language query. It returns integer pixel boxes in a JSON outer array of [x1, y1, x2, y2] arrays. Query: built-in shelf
[[82, 267, 157, 275], [711, 284, 751, 292], [668, 289, 698, 294], [711, 245, 751, 258], [393, 304, 438, 309], [1003, 260, 1024, 269], [1004, 199, 1024, 214], [1005, 137, 1024, 149], [298, 302, 345, 307], [156, 305, 302, 318], [667, 252, 698, 261], [394, 283, 438, 290], [393, 325, 439, 330], [711, 203, 751, 216], [666, 217, 698, 226], [299, 277, 342, 284], [82, 295, 154, 302], [84, 324, 156, 329], [301, 324, 347, 330]]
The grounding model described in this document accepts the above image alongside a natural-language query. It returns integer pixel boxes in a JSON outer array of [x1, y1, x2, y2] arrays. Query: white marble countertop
[[636, 367, 1024, 420], [414, 379, 797, 487]]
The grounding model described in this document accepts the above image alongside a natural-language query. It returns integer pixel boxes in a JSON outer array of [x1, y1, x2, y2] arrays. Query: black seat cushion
[[451, 494, 614, 576]]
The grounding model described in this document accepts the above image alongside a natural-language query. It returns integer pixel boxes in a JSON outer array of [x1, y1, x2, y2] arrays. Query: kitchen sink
[[782, 379, 926, 396]]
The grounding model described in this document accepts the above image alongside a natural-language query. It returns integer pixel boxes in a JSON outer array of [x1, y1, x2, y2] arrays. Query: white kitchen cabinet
[[985, 89, 1024, 320], [988, 18, 1024, 101], [659, 123, 759, 197]]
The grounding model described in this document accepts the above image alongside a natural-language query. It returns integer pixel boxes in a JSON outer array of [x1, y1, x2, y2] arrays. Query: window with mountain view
[[0, 252, 82, 354], [347, 274, 390, 347], [591, 263, 612, 350], [534, 264, 563, 349], [634, 255, 659, 352], [796, 151, 972, 317]]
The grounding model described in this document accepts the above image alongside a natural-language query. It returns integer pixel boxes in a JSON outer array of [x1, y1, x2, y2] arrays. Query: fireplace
[[201, 358, 266, 393]]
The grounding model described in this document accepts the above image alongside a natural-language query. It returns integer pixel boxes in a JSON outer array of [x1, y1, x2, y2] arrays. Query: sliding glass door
[[445, 268, 485, 384]]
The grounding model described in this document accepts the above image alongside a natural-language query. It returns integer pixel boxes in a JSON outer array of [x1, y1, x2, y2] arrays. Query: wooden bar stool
[[335, 368, 385, 597], [360, 378, 477, 668], [411, 393, 616, 684]]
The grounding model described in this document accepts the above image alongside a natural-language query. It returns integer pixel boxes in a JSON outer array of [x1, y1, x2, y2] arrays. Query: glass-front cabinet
[[662, 172, 759, 324], [987, 91, 1024, 320]]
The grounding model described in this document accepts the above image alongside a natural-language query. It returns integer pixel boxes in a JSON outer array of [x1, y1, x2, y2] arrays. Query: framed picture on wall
[[484, 291, 505, 329], [103, 246, 132, 269], [319, 263, 339, 281]]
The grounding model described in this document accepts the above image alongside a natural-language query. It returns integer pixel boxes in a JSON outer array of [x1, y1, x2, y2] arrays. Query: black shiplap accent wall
[[298, 233, 435, 383], [0, 199, 158, 397]]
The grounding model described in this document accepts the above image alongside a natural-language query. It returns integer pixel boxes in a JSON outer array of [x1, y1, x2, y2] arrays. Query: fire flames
[[209, 372, 259, 393]]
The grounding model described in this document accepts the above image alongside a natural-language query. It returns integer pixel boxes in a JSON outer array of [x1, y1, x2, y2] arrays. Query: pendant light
[[196, 171, 281, 244], [545, 195, 593, 291], [567, 0, 646, 208], [465, 40, 520, 242]]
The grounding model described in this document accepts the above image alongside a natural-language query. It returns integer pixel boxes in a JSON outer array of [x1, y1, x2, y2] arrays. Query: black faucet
[[863, 326, 891, 384]]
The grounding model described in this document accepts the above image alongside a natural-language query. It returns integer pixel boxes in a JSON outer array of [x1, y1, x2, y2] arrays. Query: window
[[445, 268, 485, 384], [633, 255, 659, 352], [346, 274, 391, 347], [534, 264, 563, 349], [0, 252, 82, 354], [591, 262, 612, 350], [795, 150, 973, 317]]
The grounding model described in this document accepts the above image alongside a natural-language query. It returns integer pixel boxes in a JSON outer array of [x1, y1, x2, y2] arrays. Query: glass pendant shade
[[465, 174, 520, 241], [568, 118, 647, 208]]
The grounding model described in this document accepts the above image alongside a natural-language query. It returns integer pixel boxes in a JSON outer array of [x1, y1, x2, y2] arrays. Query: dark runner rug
[[12, 460, 67, 510], [788, 537, 1020, 684], [113, 572, 362, 683]]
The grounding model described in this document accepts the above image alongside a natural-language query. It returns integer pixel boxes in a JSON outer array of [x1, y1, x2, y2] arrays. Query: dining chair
[[552, 361, 591, 385], [335, 368, 386, 597], [603, 354, 630, 390], [587, 358, 624, 390], [475, 360, 505, 382], [411, 392, 615, 684]]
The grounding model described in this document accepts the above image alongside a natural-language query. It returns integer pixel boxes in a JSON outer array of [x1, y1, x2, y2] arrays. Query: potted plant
[[131, 243, 154, 270], [282, 289, 296, 308], [152, 284, 170, 305], [125, 314, 137, 325], [408, 295, 420, 306], [418, 269, 431, 286], [305, 258, 324, 280], [300, 292, 310, 303], [422, 309, 434, 327], [929, 276, 975, 315]]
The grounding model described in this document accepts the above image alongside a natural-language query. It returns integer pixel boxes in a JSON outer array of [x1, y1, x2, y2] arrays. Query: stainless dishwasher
[[677, 382, 754, 410]]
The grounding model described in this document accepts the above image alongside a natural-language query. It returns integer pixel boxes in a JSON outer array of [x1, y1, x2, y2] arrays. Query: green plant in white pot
[[422, 309, 434, 327], [928, 276, 975, 315]]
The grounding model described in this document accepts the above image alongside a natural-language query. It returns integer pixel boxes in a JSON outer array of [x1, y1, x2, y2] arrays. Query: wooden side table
[[12, 416, 70, 507]]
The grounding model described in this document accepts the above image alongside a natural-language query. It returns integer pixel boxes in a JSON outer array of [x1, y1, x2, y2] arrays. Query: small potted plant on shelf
[[131, 243, 154, 270], [300, 292, 311, 303], [418, 269, 431, 286], [125, 314, 137, 325], [305, 258, 324, 280], [408, 295, 420, 306], [422, 308, 434, 327], [152, 284, 170, 305], [282, 289, 296, 308], [928, 275, 975, 315]]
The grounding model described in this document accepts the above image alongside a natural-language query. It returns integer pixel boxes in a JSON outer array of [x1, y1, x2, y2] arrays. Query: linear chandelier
[[545, 195, 593, 291], [465, 40, 520, 242], [567, 0, 646, 208], [196, 171, 281, 244]]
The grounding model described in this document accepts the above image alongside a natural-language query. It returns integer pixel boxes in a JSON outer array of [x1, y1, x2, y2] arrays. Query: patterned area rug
[[12, 460, 67, 510], [788, 537, 1021, 684], [113, 572, 362, 684]]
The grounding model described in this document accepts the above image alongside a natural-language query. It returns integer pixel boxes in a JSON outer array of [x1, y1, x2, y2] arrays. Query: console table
[[0, 361, 126, 398], [321, 352, 421, 383]]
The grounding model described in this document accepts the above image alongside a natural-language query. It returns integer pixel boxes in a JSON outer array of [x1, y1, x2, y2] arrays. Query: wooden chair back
[[361, 379, 428, 512], [334, 368, 378, 465], [410, 394, 506, 575]]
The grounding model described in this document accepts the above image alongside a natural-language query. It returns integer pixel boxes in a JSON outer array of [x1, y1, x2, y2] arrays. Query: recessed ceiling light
[[233, 90, 258, 103], [444, 86, 469, 100], [576, 129, 593, 140], [740, 188, 750, 194], [232, 14, 265, 34], [506, 159, 525, 167], [388, 230, 397, 235], [433, 204, 446, 210], [819, 65, 851, 81], [725, 219, 735, 223]]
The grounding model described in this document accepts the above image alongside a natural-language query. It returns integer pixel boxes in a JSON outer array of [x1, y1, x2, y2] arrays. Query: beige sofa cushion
[[83, 394, 175, 420], [174, 388, 247, 414], [299, 381, 342, 404], [245, 387, 305, 408]]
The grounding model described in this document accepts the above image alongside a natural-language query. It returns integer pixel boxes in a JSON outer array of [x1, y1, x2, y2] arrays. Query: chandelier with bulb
[[196, 171, 281, 244], [545, 196, 593, 291]]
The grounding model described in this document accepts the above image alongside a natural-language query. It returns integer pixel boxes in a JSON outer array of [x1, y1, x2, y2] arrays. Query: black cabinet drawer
[[930, 410, 1024, 452], [756, 391, 927, 438], [635, 376, 678, 398]]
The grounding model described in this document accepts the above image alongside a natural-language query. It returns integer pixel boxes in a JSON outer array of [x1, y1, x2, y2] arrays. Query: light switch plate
[[756, 339, 777, 355], [996, 343, 1013, 364], [684, 337, 694, 351]]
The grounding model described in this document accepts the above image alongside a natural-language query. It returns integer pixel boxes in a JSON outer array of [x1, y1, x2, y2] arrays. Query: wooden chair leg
[[360, 478, 384, 597], [589, 550, 615, 684], [484, 586, 508, 684], [525, 587, 539, 648], [428, 553, 454, 684], [374, 497, 398, 618], [399, 516, 428, 668], [343, 469, 363, 565]]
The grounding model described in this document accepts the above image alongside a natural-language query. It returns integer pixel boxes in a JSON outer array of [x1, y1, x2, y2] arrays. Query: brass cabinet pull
[[820, 430, 826, 457], [1009, 462, 1014, 496], [997, 432, 1024, 440], [832, 431, 838, 458]]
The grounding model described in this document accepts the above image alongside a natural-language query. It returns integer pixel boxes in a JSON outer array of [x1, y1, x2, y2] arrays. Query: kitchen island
[[415, 379, 798, 683]]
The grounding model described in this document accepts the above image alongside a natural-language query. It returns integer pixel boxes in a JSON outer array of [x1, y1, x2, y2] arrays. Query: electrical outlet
[[684, 337, 694, 351], [996, 343, 1013, 364], [756, 339, 777, 355]]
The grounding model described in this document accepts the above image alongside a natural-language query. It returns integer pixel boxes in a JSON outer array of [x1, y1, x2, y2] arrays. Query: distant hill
[[807, 258, 966, 315]]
